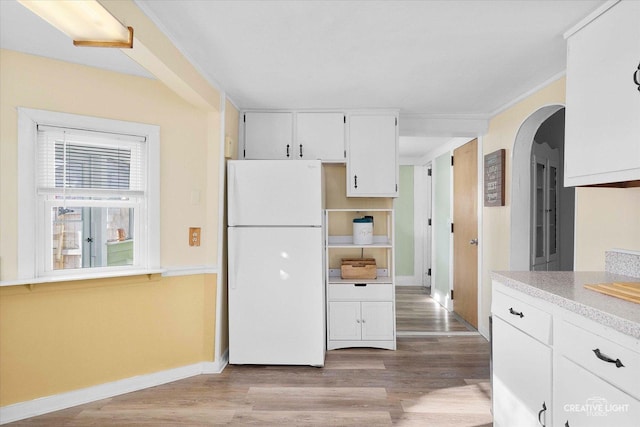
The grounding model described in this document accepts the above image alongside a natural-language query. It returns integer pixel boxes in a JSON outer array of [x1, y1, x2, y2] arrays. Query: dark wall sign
[[484, 149, 505, 207]]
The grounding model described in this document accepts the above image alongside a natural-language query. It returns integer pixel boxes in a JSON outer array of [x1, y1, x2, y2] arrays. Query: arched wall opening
[[510, 104, 572, 271]]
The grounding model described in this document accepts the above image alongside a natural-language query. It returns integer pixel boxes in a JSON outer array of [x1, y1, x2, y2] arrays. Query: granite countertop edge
[[490, 271, 640, 340]]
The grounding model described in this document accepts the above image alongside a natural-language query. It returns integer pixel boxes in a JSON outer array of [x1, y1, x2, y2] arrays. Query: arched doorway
[[510, 105, 575, 271]]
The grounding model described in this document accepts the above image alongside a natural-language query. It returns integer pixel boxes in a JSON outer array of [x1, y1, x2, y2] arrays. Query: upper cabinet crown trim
[[563, 0, 620, 39]]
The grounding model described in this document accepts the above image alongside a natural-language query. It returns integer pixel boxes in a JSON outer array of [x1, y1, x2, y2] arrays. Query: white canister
[[353, 216, 373, 245]]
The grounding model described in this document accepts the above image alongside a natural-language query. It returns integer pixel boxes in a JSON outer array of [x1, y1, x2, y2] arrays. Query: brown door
[[453, 139, 478, 328]]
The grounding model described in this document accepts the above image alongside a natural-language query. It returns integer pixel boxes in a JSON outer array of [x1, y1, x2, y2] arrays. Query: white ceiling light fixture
[[17, 0, 133, 48]]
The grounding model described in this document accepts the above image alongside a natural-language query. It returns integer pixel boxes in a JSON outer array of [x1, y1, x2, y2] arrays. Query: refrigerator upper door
[[228, 226, 325, 366], [228, 160, 322, 226]]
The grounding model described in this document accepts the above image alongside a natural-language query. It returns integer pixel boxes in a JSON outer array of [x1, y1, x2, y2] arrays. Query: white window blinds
[[37, 125, 147, 198]]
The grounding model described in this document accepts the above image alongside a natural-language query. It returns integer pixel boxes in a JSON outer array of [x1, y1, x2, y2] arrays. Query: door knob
[[469, 238, 478, 245]]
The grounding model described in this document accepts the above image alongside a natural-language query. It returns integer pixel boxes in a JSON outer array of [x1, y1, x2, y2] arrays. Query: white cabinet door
[[243, 112, 293, 159], [554, 356, 640, 427], [328, 301, 362, 340], [564, 1, 640, 186], [296, 112, 345, 161], [347, 113, 398, 197], [493, 317, 552, 427], [361, 301, 394, 341]]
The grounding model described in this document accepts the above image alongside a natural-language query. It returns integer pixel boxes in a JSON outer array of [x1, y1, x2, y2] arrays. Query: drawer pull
[[537, 401, 547, 426], [538, 402, 547, 427], [354, 283, 367, 287], [509, 307, 524, 318], [564, 422, 570, 427], [592, 348, 625, 368]]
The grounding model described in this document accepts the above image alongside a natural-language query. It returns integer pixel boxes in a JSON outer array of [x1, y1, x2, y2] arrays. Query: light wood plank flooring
[[8, 336, 492, 426], [396, 286, 473, 334]]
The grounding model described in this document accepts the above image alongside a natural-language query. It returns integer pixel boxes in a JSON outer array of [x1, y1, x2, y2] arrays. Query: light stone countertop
[[491, 271, 640, 340]]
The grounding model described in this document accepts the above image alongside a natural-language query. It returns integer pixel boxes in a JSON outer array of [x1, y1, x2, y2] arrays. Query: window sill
[[0, 268, 166, 287]]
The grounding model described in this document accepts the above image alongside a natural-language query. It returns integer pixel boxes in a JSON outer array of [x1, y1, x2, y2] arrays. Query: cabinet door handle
[[286, 144, 290, 157], [537, 401, 547, 426], [564, 421, 570, 427], [299, 144, 303, 158], [634, 62, 640, 91], [592, 348, 625, 368], [509, 307, 524, 318], [354, 283, 367, 287], [354, 175, 358, 189]]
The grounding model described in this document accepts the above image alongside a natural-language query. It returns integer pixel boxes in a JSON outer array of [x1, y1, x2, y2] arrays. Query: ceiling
[[0, 0, 605, 158]]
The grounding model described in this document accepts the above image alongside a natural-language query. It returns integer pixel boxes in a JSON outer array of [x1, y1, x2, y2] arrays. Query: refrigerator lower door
[[228, 226, 325, 366]]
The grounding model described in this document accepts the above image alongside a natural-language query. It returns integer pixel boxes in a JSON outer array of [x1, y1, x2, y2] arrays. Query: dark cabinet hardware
[[537, 401, 547, 426], [299, 144, 303, 158], [592, 348, 624, 368], [509, 307, 524, 318], [286, 144, 290, 157], [86, 237, 93, 243], [634, 62, 640, 92], [354, 283, 367, 287], [565, 421, 570, 427], [354, 175, 358, 189]]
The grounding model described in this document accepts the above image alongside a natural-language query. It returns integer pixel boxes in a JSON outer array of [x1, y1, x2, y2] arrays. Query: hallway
[[395, 286, 477, 335]]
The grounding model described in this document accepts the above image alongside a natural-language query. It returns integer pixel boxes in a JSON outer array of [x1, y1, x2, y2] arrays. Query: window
[[18, 108, 160, 280]]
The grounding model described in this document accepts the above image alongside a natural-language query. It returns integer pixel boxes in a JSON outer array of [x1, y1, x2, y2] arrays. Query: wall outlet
[[189, 227, 201, 246]]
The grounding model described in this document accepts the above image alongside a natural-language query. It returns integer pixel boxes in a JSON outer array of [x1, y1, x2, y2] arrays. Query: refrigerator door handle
[[228, 164, 238, 224], [230, 233, 239, 290]]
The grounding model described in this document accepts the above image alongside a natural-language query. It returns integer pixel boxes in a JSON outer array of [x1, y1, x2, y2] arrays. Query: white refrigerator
[[227, 160, 325, 366]]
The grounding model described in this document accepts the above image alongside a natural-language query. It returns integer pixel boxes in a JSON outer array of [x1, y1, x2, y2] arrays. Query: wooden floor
[[8, 336, 492, 426], [395, 286, 473, 334]]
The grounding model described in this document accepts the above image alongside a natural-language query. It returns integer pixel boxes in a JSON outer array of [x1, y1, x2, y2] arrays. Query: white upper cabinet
[[564, 0, 640, 186], [242, 111, 345, 161], [243, 112, 294, 160], [296, 112, 346, 161], [347, 112, 399, 197]]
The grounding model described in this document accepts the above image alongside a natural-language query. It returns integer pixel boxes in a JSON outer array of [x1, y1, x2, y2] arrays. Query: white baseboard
[[395, 276, 423, 286], [0, 358, 227, 425]]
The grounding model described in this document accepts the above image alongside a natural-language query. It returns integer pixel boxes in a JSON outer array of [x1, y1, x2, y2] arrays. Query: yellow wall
[[574, 187, 640, 270], [481, 77, 640, 335], [0, 274, 216, 405], [0, 49, 221, 406]]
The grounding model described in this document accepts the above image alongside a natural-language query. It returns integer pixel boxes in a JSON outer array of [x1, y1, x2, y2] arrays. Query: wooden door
[[453, 139, 478, 327]]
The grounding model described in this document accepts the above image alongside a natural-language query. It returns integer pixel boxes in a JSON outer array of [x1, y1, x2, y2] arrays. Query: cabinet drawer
[[555, 356, 640, 427], [492, 290, 552, 344], [557, 320, 640, 400], [328, 283, 393, 301]]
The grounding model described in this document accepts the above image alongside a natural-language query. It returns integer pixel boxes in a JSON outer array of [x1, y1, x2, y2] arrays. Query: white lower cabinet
[[329, 300, 394, 342], [327, 283, 395, 350], [555, 356, 640, 427], [493, 315, 551, 427], [492, 281, 640, 427]]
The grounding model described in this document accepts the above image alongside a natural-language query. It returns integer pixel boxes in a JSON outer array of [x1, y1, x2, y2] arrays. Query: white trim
[[488, 71, 566, 119], [395, 276, 421, 286], [563, 0, 620, 39], [161, 265, 219, 277], [0, 361, 226, 425], [0, 269, 165, 287], [397, 331, 481, 337], [215, 93, 228, 368], [476, 136, 488, 339], [17, 107, 160, 280]]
